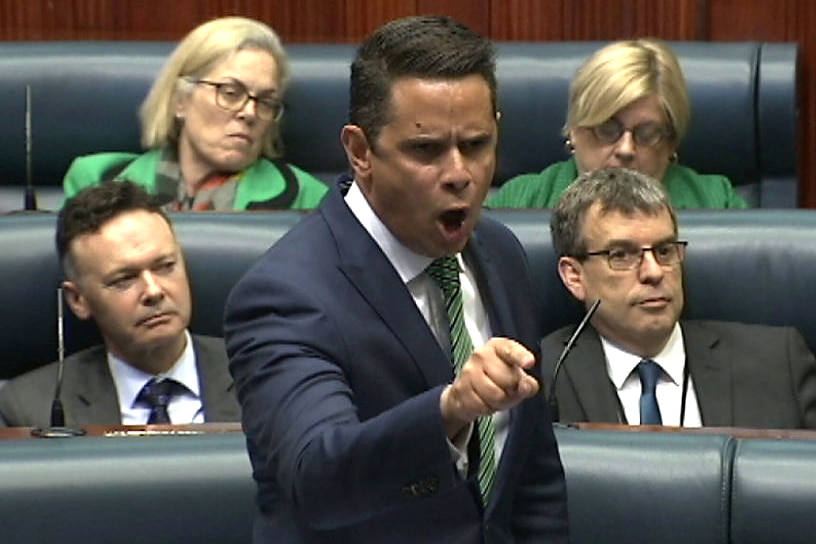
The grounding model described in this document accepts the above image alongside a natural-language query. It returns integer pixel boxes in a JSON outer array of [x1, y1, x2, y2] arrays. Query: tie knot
[[137, 378, 183, 410], [426, 255, 460, 290], [637, 359, 663, 390]]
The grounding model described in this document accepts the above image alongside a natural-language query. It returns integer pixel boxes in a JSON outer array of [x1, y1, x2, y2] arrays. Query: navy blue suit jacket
[[225, 184, 568, 543]]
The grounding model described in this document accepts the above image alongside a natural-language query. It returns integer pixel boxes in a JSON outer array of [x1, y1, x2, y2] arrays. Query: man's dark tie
[[137, 378, 182, 424], [637, 359, 663, 425], [427, 255, 496, 503]]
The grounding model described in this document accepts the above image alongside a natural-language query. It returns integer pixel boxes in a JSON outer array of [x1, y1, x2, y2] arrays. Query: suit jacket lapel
[[466, 227, 555, 511], [68, 346, 122, 426], [681, 321, 733, 426], [462, 230, 520, 507], [464, 230, 516, 342], [320, 187, 453, 387], [193, 335, 240, 422], [561, 327, 623, 423]]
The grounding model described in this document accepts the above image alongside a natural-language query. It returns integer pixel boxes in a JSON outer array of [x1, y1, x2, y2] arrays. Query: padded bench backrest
[[554, 426, 734, 544], [0, 40, 799, 210], [730, 438, 816, 544], [5, 209, 816, 380], [0, 433, 256, 544], [0, 42, 174, 211], [0, 425, 812, 544]]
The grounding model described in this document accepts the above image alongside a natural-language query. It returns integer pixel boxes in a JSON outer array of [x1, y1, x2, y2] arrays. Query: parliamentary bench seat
[[1, 425, 814, 544], [0, 40, 799, 211], [3, 208, 816, 379]]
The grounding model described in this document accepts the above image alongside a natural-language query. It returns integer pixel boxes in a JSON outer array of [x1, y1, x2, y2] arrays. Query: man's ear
[[62, 280, 92, 321], [557, 256, 587, 302], [340, 125, 373, 188]]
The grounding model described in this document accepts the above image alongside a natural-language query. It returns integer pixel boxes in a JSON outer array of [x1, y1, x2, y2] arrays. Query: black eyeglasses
[[590, 118, 673, 147], [583, 241, 688, 270], [190, 79, 283, 121]]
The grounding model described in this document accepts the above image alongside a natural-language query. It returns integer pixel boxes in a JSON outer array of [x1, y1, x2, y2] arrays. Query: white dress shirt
[[601, 323, 702, 427], [345, 182, 509, 475], [109, 330, 204, 425]]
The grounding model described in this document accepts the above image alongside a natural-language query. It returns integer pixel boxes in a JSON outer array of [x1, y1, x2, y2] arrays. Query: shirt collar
[[344, 180, 438, 283], [603, 322, 685, 389], [108, 330, 201, 410]]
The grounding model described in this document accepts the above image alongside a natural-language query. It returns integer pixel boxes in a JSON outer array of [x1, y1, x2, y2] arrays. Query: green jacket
[[486, 157, 749, 209], [63, 149, 328, 210]]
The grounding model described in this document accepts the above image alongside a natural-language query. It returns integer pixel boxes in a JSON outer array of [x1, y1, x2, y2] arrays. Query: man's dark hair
[[349, 15, 497, 145], [56, 181, 171, 278], [550, 168, 678, 258]]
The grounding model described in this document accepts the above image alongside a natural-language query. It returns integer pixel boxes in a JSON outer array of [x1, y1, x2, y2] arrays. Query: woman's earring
[[670, 151, 678, 163], [564, 139, 575, 155]]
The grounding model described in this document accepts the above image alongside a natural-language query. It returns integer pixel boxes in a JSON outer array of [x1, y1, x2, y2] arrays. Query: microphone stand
[[23, 84, 38, 211], [31, 288, 86, 437], [546, 299, 601, 423]]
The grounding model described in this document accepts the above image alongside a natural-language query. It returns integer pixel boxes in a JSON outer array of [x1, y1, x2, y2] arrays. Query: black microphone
[[31, 288, 86, 438], [546, 299, 601, 423], [23, 84, 38, 211]]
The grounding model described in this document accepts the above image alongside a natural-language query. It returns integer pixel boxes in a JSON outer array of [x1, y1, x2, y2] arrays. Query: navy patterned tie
[[137, 378, 182, 424], [427, 255, 497, 502], [637, 360, 663, 425]]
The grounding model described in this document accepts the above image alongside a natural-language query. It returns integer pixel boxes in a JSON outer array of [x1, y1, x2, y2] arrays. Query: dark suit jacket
[[541, 320, 816, 429], [0, 334, 239, 427], [224, 185, 569, 544]]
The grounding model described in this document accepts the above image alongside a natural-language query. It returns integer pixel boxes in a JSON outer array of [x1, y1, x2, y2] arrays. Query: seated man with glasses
[[542, 168, 816, 428], [63, 16, 328, 211], [486, 38, 747, 209]]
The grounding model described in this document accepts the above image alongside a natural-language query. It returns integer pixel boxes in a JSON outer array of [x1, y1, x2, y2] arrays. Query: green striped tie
[[427, 255, 497, 503]]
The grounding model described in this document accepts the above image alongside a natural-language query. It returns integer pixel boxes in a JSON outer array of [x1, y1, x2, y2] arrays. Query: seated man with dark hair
[[0, 181, 239, 427], [544, 167, 816, 428]]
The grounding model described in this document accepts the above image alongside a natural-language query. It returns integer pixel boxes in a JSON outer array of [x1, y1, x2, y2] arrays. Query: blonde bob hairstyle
[[139, 16, 290, 158], [564, 39, 690, 143]]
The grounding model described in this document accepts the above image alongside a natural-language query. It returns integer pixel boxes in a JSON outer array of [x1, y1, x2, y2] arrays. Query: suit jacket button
[[402, 482, 422, 498], [402, 476, 439, 498]]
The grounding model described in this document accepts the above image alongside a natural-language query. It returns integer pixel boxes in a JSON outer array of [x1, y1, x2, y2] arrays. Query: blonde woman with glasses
[[64, 16, 327, 211], [487, 39, 747, 209]]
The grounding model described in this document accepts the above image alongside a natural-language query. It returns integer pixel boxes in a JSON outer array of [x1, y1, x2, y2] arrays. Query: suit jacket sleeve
[[224, 263, 460, 531], [786, 327, 816, 428], [0, 361, 61, 428]]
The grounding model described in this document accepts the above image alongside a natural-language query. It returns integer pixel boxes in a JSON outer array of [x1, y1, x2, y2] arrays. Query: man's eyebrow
[[599, 234, 677, 247]]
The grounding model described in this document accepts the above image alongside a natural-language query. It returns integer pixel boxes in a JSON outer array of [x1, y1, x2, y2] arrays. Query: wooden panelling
[[342, 0, 415, 41], [0, 0, 117, 39], [418, 0, 490, 37], [237, 0, 352, 43], [792, 1, 816, 207], [0, 0, 815, 205], [562, 0, 654, 40], [489, 0, 567, 40], [490, 0, 702, 41], [708, 0, 797, 40]]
